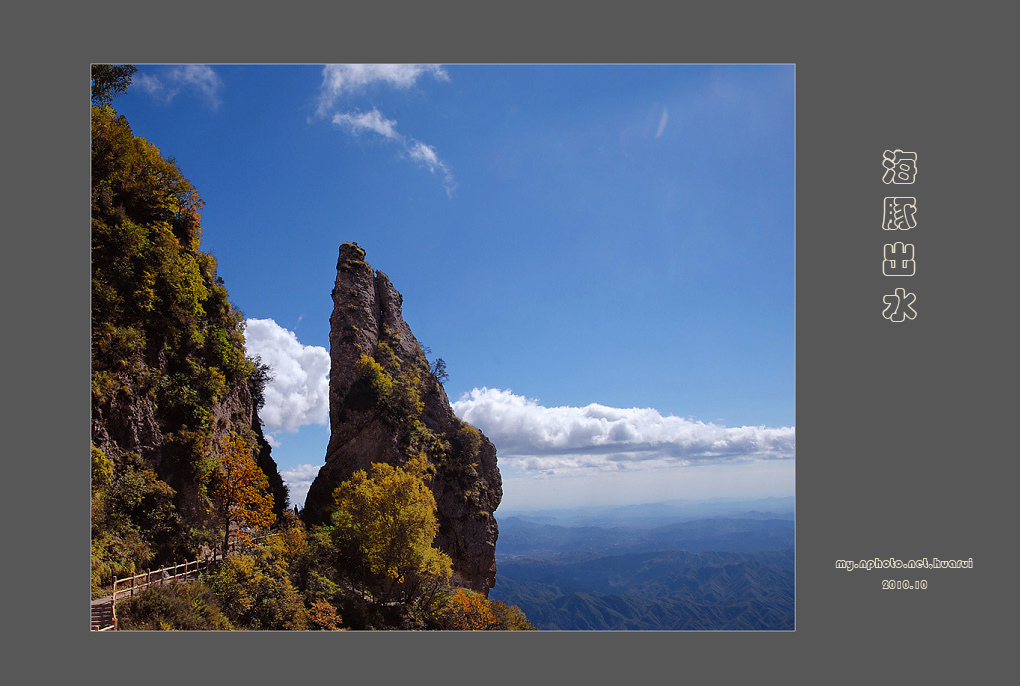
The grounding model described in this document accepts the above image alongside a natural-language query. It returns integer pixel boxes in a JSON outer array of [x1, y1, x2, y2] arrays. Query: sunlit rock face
[[303, 242, 502, 595]]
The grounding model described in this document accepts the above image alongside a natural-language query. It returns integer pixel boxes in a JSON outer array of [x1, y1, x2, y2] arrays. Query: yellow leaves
[[91, 443, 114, 488], [374, 340, 400, 374], [438, 589, 500, 631], [331, 456, 452, 599], [355, 354, 394, 397], [309, 599, 346, 630], [436, 589, 537, 631], [211, 436, 276, 553], [271, 511, 307, 561], [205, 368, 227, 404]]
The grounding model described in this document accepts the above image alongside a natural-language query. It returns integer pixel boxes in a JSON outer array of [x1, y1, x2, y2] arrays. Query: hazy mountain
[[490, 501, 795, 630], [498, 496, 794, 529], [491, 549, 794, 630], [496, 515, 795, 561]]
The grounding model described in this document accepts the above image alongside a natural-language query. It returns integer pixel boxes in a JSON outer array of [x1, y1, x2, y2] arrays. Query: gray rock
[[303, 242, 502, 595]]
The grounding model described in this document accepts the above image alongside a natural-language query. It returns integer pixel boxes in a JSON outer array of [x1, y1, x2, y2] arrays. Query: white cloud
[[316, 64, 455, 196], [243, 318, 330, 432], [405, 140, 456, 196], [134, 65, 223, 110], [134, 73, 165, 98], [316, 63, 449, 116], [407, 140, 440, 167], [279, 463, 321, 509], [332, 108, 400, 139], [452, 388, 795, 475], [329, 110, 456, 196]]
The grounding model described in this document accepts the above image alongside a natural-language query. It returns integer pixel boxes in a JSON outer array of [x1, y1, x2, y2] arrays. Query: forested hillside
[[90, 66, 532, 630], [91, 76, 288, 597]]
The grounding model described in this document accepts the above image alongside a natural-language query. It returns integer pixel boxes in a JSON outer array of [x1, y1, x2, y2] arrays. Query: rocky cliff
[[303, 243, 502, 595], [91, 104, 286, 589], [91, 374, 286, 524]]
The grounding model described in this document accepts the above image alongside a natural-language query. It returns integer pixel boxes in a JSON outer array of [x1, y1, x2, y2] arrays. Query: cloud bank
[[134, 65, 224, 110], [452, 388, 795, 475], [243, 318, 329, 433]]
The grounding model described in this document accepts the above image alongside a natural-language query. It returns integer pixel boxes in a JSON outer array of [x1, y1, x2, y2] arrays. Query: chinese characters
[[881, 151, 918, 321]]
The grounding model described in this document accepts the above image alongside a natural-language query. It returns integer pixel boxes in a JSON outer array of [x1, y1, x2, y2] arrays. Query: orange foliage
[[309, 599, 346, 630], [210, 435, 276, 556], [439, 589, 501, 630]]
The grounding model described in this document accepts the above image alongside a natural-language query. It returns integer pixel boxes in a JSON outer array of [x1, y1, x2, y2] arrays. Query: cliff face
[[91, 374, 286, 524], [91, 104, 286, 587], [303, 243, 502, 594]]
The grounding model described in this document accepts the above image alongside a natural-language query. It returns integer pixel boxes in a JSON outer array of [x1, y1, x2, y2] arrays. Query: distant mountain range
[[496, 514, 795, 561], [489, 501, 795, 630], [491, 549, 794, 630], [499, 496, 795, 529]]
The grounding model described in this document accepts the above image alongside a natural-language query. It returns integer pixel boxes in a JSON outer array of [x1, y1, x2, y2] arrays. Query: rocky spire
[[303, 242, 502, 595]]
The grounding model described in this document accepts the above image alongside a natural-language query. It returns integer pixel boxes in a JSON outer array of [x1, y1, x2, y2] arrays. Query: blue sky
[[109, 64, 795, 511]]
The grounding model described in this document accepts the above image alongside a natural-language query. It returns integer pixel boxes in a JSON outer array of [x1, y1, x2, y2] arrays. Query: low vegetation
[[118, 508, 534, 631]]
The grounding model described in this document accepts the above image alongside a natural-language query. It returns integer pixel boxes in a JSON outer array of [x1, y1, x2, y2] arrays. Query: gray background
[[12, 2, 1013, 682]]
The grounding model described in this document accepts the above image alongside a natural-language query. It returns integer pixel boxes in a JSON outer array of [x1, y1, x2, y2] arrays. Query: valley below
[[488, 499, 795, 630]]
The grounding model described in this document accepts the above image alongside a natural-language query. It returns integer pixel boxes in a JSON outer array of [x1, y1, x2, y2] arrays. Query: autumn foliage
[[331, 455, 452, 605], [438, 588, 501, 630], [436, 588, 536, 631], [93, 70, 533, 630], [209, 436, 276, 556], [91, 89, 284, 590]]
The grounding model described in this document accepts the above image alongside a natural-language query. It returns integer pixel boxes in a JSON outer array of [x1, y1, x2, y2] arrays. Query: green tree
[[116, 581, 234, 630], [206, 548, 308, 630], [91, 64, 137, 106], [247, 354, 273, 410], [209, 435, 276, 557], [90, 80, 293, 607], [91, 447, 192, 594], [331, 454, 452, 606]]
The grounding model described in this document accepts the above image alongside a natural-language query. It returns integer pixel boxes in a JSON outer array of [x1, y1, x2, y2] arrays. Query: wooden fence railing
[[112, 556, 216, 602], [96, 533, 279, 630]]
